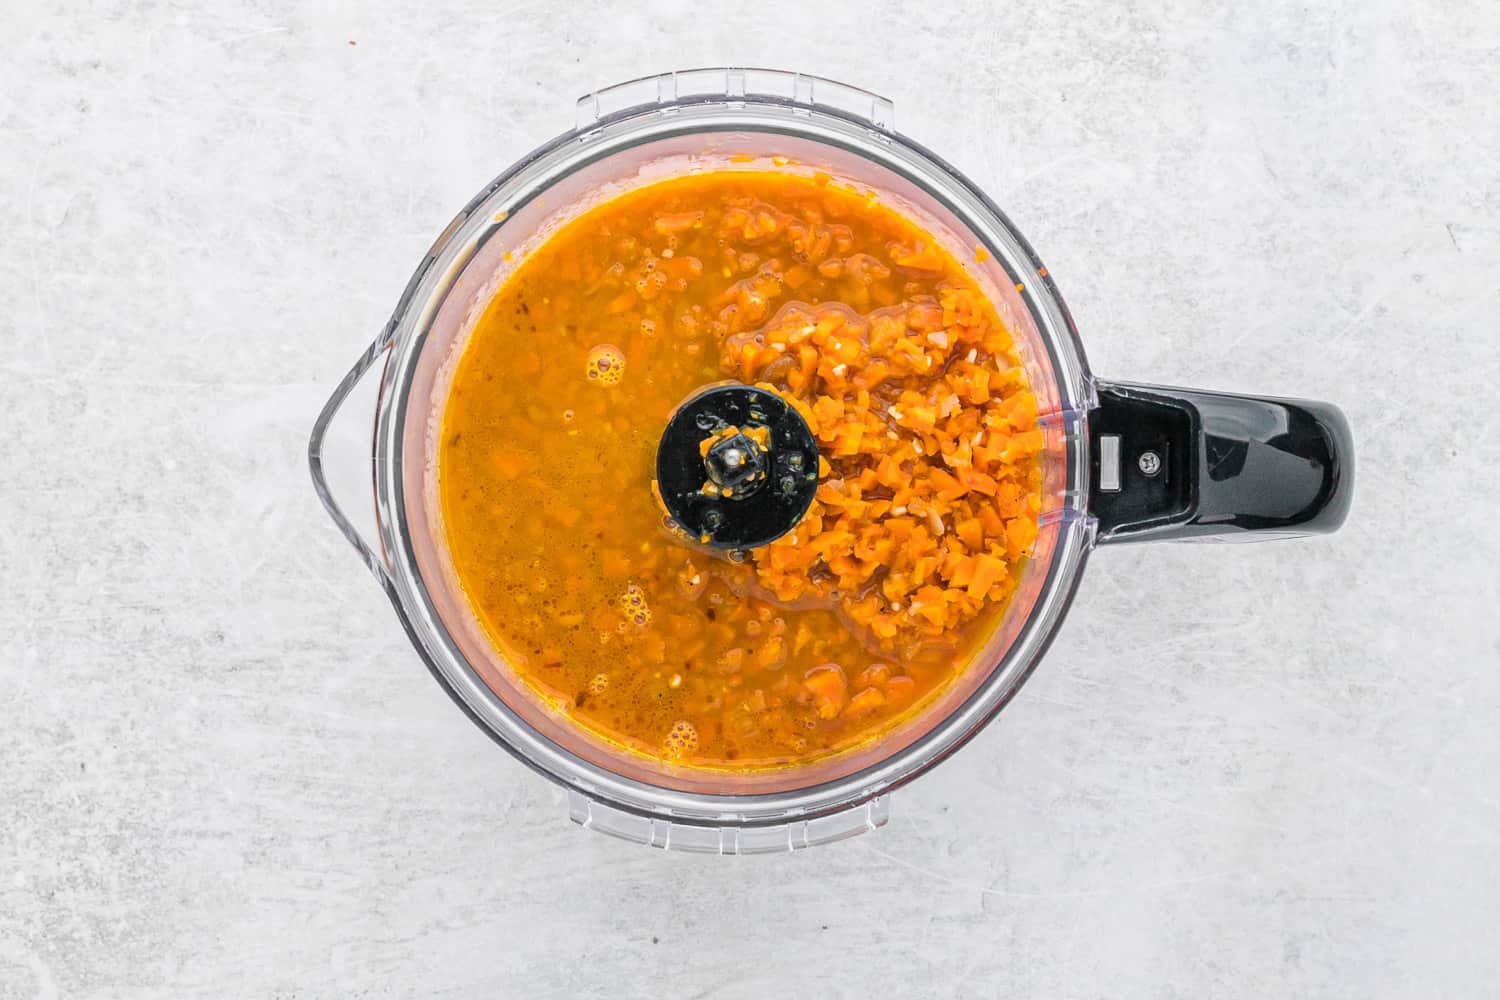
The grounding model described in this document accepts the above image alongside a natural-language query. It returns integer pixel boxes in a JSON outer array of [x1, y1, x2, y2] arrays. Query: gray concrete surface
[[4, 1, 1498, 996]]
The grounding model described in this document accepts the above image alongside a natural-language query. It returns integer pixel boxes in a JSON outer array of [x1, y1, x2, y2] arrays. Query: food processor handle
[[308, 333, 398, 592], [1086, 381, 1354, 544]]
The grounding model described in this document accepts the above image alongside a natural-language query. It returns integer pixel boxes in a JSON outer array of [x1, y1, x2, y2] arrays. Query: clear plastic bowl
[[310, 69, 1352, 852]]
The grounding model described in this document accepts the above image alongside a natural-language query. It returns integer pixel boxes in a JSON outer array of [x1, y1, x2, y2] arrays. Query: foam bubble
[[663, 720, 699, 757], [616, 584, 652, 627], [586, 344, 626, 386]]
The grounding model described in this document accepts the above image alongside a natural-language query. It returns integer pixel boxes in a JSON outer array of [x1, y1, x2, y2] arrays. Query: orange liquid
[[439, 170, 1042, 769]]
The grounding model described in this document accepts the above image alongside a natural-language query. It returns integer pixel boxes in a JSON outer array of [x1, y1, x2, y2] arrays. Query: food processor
[[309, 69, 1353, 853]]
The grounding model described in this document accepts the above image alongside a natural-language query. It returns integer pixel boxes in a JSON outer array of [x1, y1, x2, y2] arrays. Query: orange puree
[[439, 170, 1042, 769]]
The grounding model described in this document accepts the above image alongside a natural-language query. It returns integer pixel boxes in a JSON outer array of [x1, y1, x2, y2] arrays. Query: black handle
[[1088, 381, 1353, 544]]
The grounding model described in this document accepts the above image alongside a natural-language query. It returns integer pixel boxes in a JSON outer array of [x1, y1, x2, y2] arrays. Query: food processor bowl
[[310, 69, 1352, 852]]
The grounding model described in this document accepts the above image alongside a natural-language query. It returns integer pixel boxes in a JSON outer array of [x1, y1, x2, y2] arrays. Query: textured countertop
[[5, 2, 1498, 997]]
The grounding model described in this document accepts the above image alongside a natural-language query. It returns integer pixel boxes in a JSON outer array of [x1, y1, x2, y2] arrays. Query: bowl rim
[[367, 77, 1098, 827]]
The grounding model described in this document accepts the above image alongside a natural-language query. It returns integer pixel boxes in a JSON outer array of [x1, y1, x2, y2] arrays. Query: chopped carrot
[[654, 210, 705, 234], [846, 686, 886, 715], [966, 553, 1005, 599], [969, 367, 991, 403], [949, 555, 976, 589], [930, 466, 969, 500], [1005, 517, 1037, 559], [977, 504, 1005, 540], [959, 468, 999, 496], [803, 663, 848, 719], [884, 676, 917, 701]]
